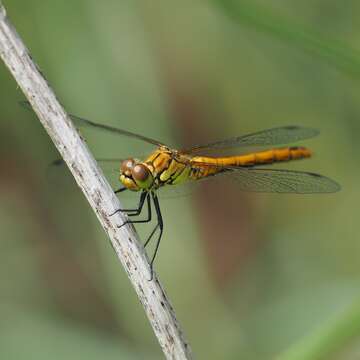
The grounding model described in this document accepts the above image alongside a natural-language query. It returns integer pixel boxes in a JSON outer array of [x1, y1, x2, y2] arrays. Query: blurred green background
[[0, 1, 358, 359]]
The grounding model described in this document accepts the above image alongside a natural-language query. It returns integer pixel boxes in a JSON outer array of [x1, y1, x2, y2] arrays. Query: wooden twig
[[0, 4, 192, 359]]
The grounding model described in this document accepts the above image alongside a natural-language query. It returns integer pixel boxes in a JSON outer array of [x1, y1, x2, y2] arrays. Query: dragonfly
[[21, 102, 340, 279]]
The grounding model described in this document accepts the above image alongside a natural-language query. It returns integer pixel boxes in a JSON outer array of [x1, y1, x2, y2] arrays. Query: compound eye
[[131, 164, 153, 189], [121, 159, 135, 176], [132, 164, 149, 182]]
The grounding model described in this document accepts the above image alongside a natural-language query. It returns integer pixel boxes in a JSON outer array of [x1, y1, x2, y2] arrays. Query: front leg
[[114, 187, 127, 194], [118, 193, 152, 228], [110, 190, 147, 216]]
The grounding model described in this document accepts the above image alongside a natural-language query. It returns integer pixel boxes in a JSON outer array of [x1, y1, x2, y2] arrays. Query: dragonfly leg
[[118, 193, 152, 228], [144, 222, 159, 248], [143, 222, 159, 281], [110, 190, 147, 216], [114, 187, 127, 194], [145, 192, 163, 281]]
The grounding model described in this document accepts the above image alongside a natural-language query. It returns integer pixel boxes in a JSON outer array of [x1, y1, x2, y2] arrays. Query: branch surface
[[0, 4, 192, 359]]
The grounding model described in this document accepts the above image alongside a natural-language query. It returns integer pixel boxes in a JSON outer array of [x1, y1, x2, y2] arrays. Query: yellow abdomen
[[190, 146, 312, 180]]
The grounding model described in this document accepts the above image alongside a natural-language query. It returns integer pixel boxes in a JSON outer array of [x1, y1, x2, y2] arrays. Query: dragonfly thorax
[[119, 158, 154, 191]]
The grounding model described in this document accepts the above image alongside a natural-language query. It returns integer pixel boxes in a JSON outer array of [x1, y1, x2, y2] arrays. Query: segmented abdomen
[[189, 146, 312, 180]]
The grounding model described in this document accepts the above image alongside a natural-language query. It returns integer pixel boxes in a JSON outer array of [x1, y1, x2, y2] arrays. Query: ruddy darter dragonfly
[[22, 102, 340, 279]]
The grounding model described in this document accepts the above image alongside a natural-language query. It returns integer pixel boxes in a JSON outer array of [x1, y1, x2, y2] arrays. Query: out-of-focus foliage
[[0, 1, 359, 359]]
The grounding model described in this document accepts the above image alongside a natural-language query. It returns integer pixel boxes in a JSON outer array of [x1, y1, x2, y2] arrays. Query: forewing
[[183, 126, 319, 153], [20, 101, 165, 147]]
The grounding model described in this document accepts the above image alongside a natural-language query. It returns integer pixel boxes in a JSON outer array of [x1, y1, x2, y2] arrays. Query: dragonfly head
[[119, 158, 154, 191]]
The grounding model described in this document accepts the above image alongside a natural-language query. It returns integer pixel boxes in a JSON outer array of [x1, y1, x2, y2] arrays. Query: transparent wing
[[49, 158, 340, 195], [183, 126, 319, 153], [213, 167, 340, 194], [20, 101, 166, 147]]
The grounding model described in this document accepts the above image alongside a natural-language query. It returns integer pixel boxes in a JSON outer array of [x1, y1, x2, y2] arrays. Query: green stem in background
[[277, 300, 360, 360], [213, 0, 360, 78]]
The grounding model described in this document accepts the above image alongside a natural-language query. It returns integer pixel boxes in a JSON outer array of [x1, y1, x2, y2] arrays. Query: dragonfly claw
[[109, 208, 122, 217], [147, 267, 154, 282], [117, 221, 128, 228]]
